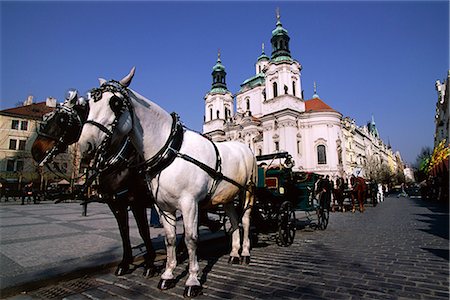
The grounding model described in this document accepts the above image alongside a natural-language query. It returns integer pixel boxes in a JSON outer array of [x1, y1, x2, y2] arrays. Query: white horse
[[78, 67, 256, 297]]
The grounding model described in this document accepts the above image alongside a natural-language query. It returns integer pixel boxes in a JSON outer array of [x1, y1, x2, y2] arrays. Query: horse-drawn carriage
[[251, 152, 327, 247], [30, 68, 328, 297]]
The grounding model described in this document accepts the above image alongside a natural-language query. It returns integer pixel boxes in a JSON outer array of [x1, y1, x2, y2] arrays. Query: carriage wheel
[[316, 199, 329, 230], [277, 201, 296, 246]]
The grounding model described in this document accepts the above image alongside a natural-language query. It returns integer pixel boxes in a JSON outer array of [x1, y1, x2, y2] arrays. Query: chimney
[[46, 97, 57, 108], [23, 95, 33, 106]]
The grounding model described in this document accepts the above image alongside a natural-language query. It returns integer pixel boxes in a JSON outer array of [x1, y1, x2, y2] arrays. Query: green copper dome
[[270, 12, 291, 60], [272, 20, 288, 36], [212, 60, 225, 72], [210, 51, 228, 93]]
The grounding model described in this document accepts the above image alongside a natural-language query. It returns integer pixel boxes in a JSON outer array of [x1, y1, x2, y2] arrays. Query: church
[[202, 13, 401, 180]]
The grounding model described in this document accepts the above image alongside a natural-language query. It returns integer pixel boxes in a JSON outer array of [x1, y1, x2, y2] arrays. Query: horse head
[[31, 90, 88, 165], [78, 67, 135, 164]]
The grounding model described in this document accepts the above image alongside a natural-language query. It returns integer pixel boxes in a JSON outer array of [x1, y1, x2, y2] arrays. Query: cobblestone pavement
[[2, 196, 449, 299]]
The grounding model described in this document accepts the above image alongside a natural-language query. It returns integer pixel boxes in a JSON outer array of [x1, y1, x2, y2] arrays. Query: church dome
[[272, 19, 289, 37]]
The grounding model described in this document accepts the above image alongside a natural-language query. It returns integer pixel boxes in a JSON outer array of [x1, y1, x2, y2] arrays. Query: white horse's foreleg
[[240, 187, 254, 264], [158, 210, 177, 290], [223, 202, 241, 264], [180, 199, 202, 297]]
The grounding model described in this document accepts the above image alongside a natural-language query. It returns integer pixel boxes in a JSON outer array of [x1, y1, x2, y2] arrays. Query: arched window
[[216, 110, 220, 119], [209, 108, 213, 121], [246, 98, 250, 110], [317, 145, 327, 165], [292, 81, 296, 96], [273, 82, 278, 97], [275, 141, 279, 151]]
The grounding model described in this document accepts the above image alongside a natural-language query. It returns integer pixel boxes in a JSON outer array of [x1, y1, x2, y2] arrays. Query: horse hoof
[[240, 256, 250, 265], [143, 266, 156, 278], [184, 285, 202, 298], [228, 256, 240, 265], [158, 279, 176, 290], [115, 265, 130, 276]]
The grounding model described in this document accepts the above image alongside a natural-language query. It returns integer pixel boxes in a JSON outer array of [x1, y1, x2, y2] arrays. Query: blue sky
[[1, 1, 448, 165]]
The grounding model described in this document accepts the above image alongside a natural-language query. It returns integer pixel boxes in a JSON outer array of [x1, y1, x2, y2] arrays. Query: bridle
[[84, 80, 137, 174], [37, 104, 84, 166]]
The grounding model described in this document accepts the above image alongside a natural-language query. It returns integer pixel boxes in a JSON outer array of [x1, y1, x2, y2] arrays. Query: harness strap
[[84, 120, 113, 137], [142, 113, 184, 178], [173, 150, 246, 192]]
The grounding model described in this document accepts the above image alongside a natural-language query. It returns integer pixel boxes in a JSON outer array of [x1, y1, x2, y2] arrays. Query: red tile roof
[[304, 98, 337, 113], [0, 102, 54, 120]]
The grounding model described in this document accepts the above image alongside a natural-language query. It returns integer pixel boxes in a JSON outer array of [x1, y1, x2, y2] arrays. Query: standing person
[[333, 176, 345, 212], [21, 183, 32, 205], [324, 175, 332, 211]]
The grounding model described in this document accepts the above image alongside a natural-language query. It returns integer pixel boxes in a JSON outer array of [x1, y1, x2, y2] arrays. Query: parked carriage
[[250, 152, 328, 247]]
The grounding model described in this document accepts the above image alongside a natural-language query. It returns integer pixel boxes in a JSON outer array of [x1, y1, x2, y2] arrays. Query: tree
[[414, 146, 432, 182]]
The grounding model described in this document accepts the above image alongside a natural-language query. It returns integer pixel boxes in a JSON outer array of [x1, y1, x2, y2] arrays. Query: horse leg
[[180, 200, 202, 297], [130, 202, 156, 277], [359, 191, 365, 212], [157, 210, 178, 291], [350, 193, 356, 213], [108, 202, 133, 276], [240, 187, 254, 265], [223, 202, 241, 264]]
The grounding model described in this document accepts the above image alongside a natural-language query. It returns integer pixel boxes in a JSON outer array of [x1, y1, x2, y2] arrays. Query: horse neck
[[128, 91, 173, 160]]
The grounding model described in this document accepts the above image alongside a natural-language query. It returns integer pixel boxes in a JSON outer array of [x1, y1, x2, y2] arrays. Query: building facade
[[434, 71, 449, 147], [202, 14, 401, 181]]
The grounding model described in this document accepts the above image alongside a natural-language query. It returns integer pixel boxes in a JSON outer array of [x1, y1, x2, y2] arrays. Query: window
[[297, 141, 300, 154], [246, 99, 250, 110], [275, 141, 279, 151], [11, 120, 19, 130], [216, 110, 220, 119], [209, 108, 213, 121], [16, 160, 24, 171], [20, 121, 28, 131], [273, 82, 278, 97], [9, 139, 17, 150], [6, 160, 15, 171], [19, 140, 26, 151], [317, 145, 327, 164], [292, 82, 296, 96]]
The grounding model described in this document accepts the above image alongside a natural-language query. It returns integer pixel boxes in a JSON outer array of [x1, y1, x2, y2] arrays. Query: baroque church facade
[[202, 14, 401, 180]]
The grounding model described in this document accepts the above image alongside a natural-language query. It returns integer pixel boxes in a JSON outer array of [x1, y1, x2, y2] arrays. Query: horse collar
[[142, 112, 184, 178]]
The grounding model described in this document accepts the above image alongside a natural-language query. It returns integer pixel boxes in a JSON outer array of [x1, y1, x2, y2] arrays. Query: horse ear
[[98, 78, 107, 85], [119, 67, 136, 87]]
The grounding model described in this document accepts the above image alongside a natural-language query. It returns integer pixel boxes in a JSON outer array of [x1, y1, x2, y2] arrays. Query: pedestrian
[[21, 183, 33, 205]]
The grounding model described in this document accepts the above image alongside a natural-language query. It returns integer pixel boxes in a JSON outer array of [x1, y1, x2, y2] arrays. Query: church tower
[[203, 51, 234, 141], [263, 10, 304, 113]]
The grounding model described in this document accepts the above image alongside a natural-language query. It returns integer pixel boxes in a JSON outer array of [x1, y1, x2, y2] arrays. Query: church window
[[297, 141, 300, 154], [209, 108, 213, 121], [246, 98, 250, 110], [292, 82, 296, 96], [284, 85, 288, 94], [317, 145, 327, 165], [275, 141, 279, 151], [216, 110, 220, 119], [258, 66, 262, 73], [273, 82, 278, 97]]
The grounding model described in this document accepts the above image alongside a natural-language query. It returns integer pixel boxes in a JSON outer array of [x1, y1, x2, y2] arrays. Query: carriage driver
[[315, 175, 332, 210]]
